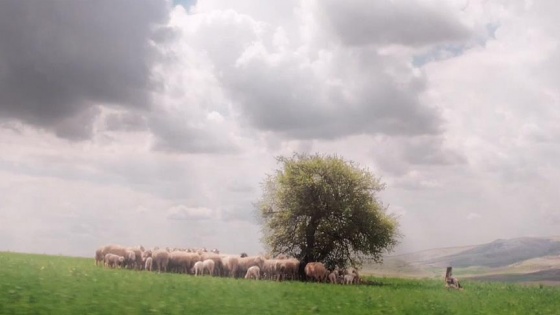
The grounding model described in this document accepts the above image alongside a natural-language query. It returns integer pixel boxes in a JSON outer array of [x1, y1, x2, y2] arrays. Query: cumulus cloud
[[168, 3, 446, 143], [315, 0, 472, 47], [0, 0, 170, 139]]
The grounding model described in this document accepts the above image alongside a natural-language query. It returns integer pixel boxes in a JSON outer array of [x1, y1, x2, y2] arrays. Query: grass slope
[[444, 237, 560, 268], [2, 252, 560, 314]]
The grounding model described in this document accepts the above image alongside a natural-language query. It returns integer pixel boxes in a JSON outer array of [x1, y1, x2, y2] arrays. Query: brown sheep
[[304, 262, 328, 282]]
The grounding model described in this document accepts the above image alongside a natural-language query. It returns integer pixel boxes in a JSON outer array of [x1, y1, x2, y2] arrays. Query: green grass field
[[1, 252, 559, 315]]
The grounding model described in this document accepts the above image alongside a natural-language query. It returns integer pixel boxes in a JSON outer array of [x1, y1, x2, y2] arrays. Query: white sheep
[[192, 261, 204, 276], [104, 253, 125, 268], [144, 257, 153, 272], [245, 266, 260, 280], [202, 259, 215, 276], [343, 274, 355, 285]]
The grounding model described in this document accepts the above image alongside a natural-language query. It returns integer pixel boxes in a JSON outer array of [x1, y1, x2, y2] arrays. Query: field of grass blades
[[1, 252, 559, 314]]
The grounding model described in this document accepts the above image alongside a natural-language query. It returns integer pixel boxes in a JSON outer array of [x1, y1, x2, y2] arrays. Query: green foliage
[[257, 153, 399, 269], [2, 252, 560, 315]]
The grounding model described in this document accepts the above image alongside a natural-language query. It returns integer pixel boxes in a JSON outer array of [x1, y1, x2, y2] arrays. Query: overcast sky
[[1, 0, 559, 258]]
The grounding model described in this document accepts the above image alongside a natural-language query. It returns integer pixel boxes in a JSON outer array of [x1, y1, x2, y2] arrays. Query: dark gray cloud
[[316, 0, 472, 47], [0, 0, 170, 139], [227, 48, 441, 140], [182, 8, 445, 141]]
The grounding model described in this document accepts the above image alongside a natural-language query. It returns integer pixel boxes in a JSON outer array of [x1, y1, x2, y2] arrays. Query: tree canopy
[[257, 153, 399, 272]]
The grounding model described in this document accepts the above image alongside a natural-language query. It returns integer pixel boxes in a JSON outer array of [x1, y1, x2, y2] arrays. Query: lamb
[[95, 247, 104, 266], [202, 259, 215, 276], [192, 261, 204, 276], [145, 257, 153, 271], [200, 252, 223, 276], [237, 256, 265, 278], [104, 253, 125, 268], [245, 266, 260, 280], [343, 274, 355, 285], [328, 271, 338, 284]]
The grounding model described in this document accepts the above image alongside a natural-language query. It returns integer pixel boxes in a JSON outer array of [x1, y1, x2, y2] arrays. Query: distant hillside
[[442, 237, 560, 268], [365, 236, 560, 282], [468, 269, 560, 284]]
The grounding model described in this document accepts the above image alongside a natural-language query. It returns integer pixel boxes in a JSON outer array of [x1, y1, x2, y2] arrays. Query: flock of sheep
[[95, 244, 361, 284]]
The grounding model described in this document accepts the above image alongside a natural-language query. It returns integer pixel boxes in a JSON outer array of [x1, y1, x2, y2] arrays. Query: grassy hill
[[2, 252, 560, 314], [365, 237, 560, 282]]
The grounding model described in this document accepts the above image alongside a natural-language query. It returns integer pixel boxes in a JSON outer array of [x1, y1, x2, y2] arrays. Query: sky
[[1, 0, 559, 258]]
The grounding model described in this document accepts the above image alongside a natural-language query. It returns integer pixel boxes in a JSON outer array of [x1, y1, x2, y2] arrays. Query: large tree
[[257, 153, 399, 276]]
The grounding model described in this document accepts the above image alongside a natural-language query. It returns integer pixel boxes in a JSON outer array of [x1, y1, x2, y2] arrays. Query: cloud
[[171, 5, 445, 142], [315, 0, 472, 47], [166, 205, 220, 220], [104, 111, 148, 132], [0, 0, 171, 139]]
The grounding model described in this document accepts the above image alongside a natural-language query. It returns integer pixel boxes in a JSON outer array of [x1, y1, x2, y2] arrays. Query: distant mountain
[[441, 237, 560, 268], [364, 236, 560, 282]]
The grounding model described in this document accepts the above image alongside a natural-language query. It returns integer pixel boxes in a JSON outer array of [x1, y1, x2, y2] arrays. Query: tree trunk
[[299, 214, 322, 281]]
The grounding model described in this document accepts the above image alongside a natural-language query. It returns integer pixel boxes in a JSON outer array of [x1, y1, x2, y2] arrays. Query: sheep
[[279, 258, 300, 281], [200, 252, 223, 276], [304, 262, 328, 282], [104, 253, 125, 268], [128, 247, 144, 270], [192, 261, 204, 276], [221, 255, 239, 278], [145, 257, 153, 271], [245, 266, 260, 280], [343, 274, 355, 285], [168, 251, 190, 273], [237, 256, 265, 278], [95, 247, 104, 266], [123, 249, 136, 269], [262, 259, 282, 280], [202, 259, 215, 276], [152, 249, 170, 273], [101, 244, 128, 259], [328, 271, 338, 284]]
